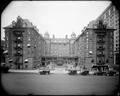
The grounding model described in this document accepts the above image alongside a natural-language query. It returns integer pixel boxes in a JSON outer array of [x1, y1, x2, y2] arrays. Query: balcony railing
[[97, 34, 106, 38], [14, 46, 22, 50], [97, 54, 105, 57], [97, 40, 105, 44], [95, 30, 106, 34], [14, 53, 23, 56], [97, 47, 105, 51], [14, 39, 22, 43], [13, 31, 23, 36], [14, 62, 23, 64]]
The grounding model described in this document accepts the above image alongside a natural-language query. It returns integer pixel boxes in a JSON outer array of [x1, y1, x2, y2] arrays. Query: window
[[17, 50, 22, 54], [17, 51, 21, 53], [104, 14, 106, 19], [99, 60, 101, 63], [25, 65, 28, 68], [17, 44, 21, 47], [28, 31, 30, 34], [86, 45, 88, 49], [86, 32, 88, 35], [6, 43, 8, 47], [28, 37, 31, 41], [110, 7, 113, 14], [116, 44, 118, 46], [6, 36, 8, 40], [106, 12, 109, 17]]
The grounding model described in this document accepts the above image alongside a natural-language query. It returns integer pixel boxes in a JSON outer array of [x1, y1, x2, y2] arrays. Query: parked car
[[67, 65, 77, 75], [79, 68, 89, 75], [89, 68, 98, 75], [68, 69, 77, 75], [39, 66, 50, 75], [90, 65, 107, 76], [104, 69, 117, 76], [46, 64, 55, 70], [90, 64, 117, 76]]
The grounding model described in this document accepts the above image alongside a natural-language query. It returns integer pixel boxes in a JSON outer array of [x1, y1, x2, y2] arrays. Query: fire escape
[[95, 20, 106, 65], [13, 31, 23, 69]]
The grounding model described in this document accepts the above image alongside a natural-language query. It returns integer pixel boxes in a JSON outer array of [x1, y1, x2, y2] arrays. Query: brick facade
[[75, 21, 115, 69], [4, 16, 46, 69]]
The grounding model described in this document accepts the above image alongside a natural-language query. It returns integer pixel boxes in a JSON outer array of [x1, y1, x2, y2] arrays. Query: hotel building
[[96, 3, 119, 65], [75, 20, 115, 69], [4, 16, 46, 69]]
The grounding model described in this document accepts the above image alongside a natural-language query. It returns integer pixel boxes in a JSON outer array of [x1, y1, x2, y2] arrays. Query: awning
[[24, 59, 28, 63], [3, 50, 8, 54], [108, 64, 119, 71], [9, 59, 13, 62], [27, 44, 31, 47]]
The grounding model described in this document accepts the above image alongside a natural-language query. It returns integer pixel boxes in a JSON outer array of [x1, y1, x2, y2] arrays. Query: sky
[[1, 1, 111, 39]]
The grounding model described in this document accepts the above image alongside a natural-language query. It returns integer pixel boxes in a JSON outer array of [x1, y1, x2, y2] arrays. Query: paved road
[[1, 73, 119, 95]]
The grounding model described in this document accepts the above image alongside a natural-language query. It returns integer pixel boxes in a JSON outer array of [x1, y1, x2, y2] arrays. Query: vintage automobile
[[89, 65, 117, 76], [67, 69, 77, 75], [39, 64, 55, 75], [66, 65, 89, 75], [105, 68, 117, 76], [39, 66, 50, 74], [79, 69, 89, 75], [66, 65, 77, 75]]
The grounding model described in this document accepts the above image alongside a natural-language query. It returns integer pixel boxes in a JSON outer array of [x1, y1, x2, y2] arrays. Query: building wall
[[96, 3, 119, 65], [22, 28, 45, 69], [74, 21, 114, 69], [50, 39, 70, 57], [4, 16, 45, 69]]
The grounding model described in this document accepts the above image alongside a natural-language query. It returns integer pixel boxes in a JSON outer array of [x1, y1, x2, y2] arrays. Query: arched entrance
[[57, 60, 64, 66]]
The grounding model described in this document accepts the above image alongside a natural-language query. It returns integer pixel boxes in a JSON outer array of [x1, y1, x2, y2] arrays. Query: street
[[1, 73, 119, 95]]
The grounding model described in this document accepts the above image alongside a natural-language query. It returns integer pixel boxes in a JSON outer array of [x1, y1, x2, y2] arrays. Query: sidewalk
[[8, 68, 69, 74], [51, 67, 68, 74], [8, 69, 39, 73]]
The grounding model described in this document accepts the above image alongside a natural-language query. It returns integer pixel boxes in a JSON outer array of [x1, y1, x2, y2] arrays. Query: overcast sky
[[1, 1, 111, 39]]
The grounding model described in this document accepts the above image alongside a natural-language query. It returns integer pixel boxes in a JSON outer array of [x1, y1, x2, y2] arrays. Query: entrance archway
[[57, 60, 64, 66]]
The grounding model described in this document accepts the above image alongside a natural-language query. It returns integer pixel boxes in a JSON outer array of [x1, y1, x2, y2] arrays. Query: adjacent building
[[42, 32, 77, 66], [1, 40, 6, 63], [96, 3, 119, 65], [4, 16, 46, 69], [74, 20, 115, 69]]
